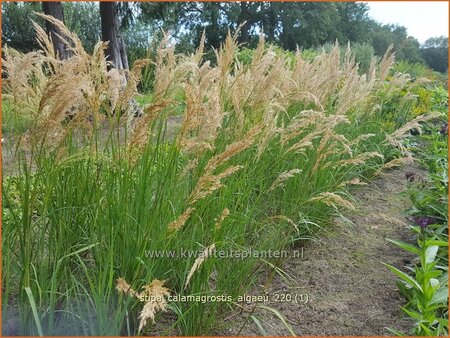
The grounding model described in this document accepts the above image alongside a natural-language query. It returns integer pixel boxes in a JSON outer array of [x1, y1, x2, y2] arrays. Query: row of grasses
[[1, 15, 442, 335]]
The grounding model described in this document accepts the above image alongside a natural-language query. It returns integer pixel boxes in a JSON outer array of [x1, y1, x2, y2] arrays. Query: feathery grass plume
[[307, 114, 356, 173], [384, 134, 412, 159], [284, 131, 321, 155], [215, 28, 240, 84], [389, 72, 411, 88], [2, 46, 47, 121], [337, 178, 368, 188], [167, 207, 194, 232], [335, 66, 375, 116], [204, 127, 259, 169], [330, 133, 353, 156], [378, 44, 395, 82], [372, 157, 415, 177], [256, 102, 284, 158], [219, 34, 289, 136], [32, 21, 58, 61], [106, 68, 125, 113], [213, 28, 288, 137], [389, 112, 442, 140], [138, 279, 171, 332], [188, 165, 243, 205], [291, 43, 342, 108], [116, 59, 150, 115], [269, 169, 302, 191], [35, 13, 87, 59], [116, 277, 138, 297], [151, 32, 198, 110], [288, 91, 325, 111], [12, 15, 153, 154], [366, 56, 378, 82], [350, 133, 376, 146], [309, 192, 355, 211], [310, 131, 351, 174], [325, 151, 385, 169], [284, 113, 350, 157], [176, 63, 222, 156], [239, 47, 287, 114], [115, 278, 170, 332], [188, 126, 260, 205], [384, 112, 442, 158], [192, 30, 206, 64], [267, 215, 299, 233], [152, 33, 178, 101], [335, 44, 371, 115], [184, 243, 216, 290], [309, 129, 332, 174], [13, 18, 114, 150], [214, 208, 230, 230], [127, 101, 169, 159], [181, 158, 199, 177], [280, 110, 326, 145]]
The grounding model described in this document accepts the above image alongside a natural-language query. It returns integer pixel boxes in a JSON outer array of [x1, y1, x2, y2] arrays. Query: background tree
[[2, 2, 448, 75], [42, 1, 72, 59], [2, 2, 42, 52], [421, 36, 449, 73], [370, 23, 424, 64], [100, 2, 128, 69], [335, 2, 372, 43], [63, 2, 101, 54]]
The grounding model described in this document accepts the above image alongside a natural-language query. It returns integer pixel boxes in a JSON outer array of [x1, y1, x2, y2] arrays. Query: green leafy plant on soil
[[384, 237, 448, 336], [385, 111, 448, 335]]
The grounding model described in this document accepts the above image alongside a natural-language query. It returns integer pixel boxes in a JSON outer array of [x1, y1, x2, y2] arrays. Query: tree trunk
[[204, 2, 221, 50], [100, 2, 142, 119], [266, 5, 277, 42], [42, 2, 72, 59], [100, 2, 128, 70], [237, 2, 250, 44]]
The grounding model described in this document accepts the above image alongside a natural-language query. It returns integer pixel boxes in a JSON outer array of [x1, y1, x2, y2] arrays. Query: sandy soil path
[[222, 164, 423, 336]]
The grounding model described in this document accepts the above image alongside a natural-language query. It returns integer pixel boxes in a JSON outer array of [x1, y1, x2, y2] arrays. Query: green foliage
[[370, 23, 424, 64], [1, 2, 42, 52], [421, 36, 449, 73], [2, 98, 33, 134], [387, 112, 448, 336], [63, 2, 101, 54], [393, 61, 431, 79], [236, 45, 296, 67], [408, 121, 448, 237], [352, 42, 377, 73], [319, 42, 377, 74], [2, 1, 448, 77], [385, 238, 448, 336]]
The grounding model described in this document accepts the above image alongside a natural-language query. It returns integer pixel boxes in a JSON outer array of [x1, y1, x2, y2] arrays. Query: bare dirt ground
[[221, 163, 424, 336]]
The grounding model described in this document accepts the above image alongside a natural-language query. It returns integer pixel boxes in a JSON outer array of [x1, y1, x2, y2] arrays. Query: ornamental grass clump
[[2, 17, 442, 336]]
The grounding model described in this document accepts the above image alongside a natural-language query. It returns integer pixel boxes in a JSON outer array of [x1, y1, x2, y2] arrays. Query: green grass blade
[[25, 287, 44, 336], [250, 315, 267, 336], [257, 305, 296, 336]]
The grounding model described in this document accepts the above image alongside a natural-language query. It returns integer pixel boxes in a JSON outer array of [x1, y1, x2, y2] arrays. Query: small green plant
[[384, 237, 448, 336], [386, 116, 448, 336]]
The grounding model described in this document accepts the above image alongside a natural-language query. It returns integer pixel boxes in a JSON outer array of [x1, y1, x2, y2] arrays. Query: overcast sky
[[365, 1, 448, 43]]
